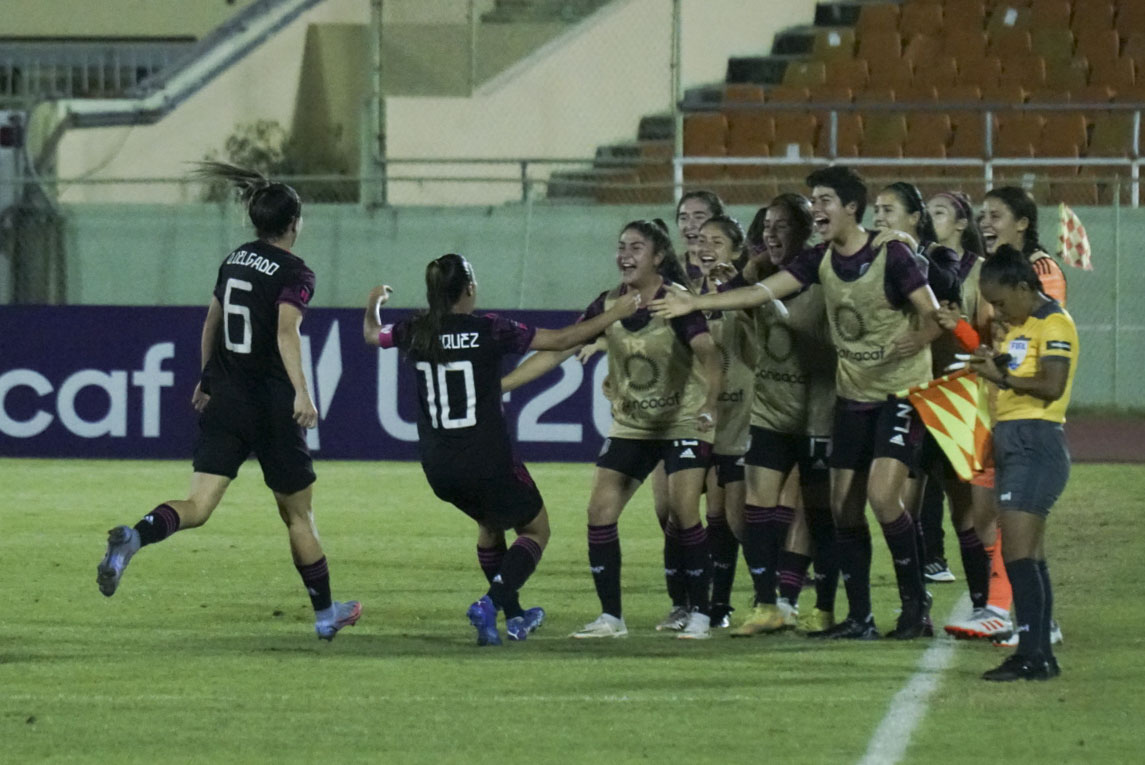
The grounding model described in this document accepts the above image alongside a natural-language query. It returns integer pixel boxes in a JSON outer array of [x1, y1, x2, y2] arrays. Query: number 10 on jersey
[[415, 361, 477, 429]]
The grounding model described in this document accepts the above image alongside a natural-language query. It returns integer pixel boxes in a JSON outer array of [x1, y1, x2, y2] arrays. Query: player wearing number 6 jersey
[[96, 162, 361, 641], [364, 253, 639, 646]]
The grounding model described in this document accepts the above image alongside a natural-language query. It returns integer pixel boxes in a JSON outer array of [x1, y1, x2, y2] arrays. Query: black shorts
[[917, 430, 958, 481], [712, 453, 746, 486], [994, 419, 1070, 517], [596, 437, 712, 481], [422, 455, 544, 532], [829, 398, 924, 473], [744, 426, 831, 485], [192, 393, 315, 495]]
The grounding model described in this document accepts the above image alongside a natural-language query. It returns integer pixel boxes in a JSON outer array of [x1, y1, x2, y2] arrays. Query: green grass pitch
[[1, 459, 1141, 764]]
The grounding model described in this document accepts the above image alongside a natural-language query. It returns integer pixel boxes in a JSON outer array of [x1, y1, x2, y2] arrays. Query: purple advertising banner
[[0, 306, 611, 461]]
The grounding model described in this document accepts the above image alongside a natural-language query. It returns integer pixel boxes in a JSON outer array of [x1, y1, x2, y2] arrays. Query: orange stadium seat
[[1031, 29, 1075, 64], [723, 84, 765, 103], [900, 3, 944, 38], [897, 83, 940, 101], [1089, 57, 1135, 91], [936, 84, 984, 103], [989, 28, 1033, 57], [784, 61, 827, 87], [858, 31, 904, 60], [1000, 55, 1046, 88], [943, 0, 987, 29], [959, 57, 1003, 87], [857, 3, 901, 36], [1076, 28, 1121, 67], [1088, 112, 1135, 156], [767, 85, 811, 102], [1070, 84, 1114, 103], [914, 56, 960, 86], [903, 34, 942, 62], [1046, 57, 1090, 91], [855, 87, 898, 103], [995, 112, 1046, 155], [908, 111, 954, 144], [725, 112, 775, 155], [1116, 3, 1145, 41], [809, 85, 855, 103], [1029, 86, 1072, 102], [1071, 0, 1115, 34], [1123, 34, 1145, 70], [868, 56, 914, 88], [987, 5, 1032, 33], [683, 113, 727, 156], [944, 29, 989, 61], [813, 28, 856, 61], [815, 112, 863, 156], [827, 59, 871, 90], [772, 113, 819, 157], [1041, 112, 1089, 153], [1110, 82, 1145, 102], [948, 110, 988, 156], [1028, 0, 1072, 30], [863, 113, 909, 153], [981, 82, 1030, 102]]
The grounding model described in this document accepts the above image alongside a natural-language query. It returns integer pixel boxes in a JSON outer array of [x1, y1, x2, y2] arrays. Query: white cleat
[[944, 607, 1012, 640], [316, 600, 362, 641], [96, 526, 141, 597], [991, 619, 1063, 648], [654, 605, 690, 631], [677, 610, 712, 640], [570, 613, 628, 639]]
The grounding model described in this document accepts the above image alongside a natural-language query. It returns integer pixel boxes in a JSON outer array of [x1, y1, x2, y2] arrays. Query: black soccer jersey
[[378, 312, 535, 462], [203, 240, 315, 398]]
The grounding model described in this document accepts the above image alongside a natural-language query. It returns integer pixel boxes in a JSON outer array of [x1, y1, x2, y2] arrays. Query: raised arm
[[650, 270, 803, 318], [277, 303, 318, 428], [690, 332, 722, 433], [192, 296, 223, 411], [362, 285, 393, 346], [529, 290, 640, 351], [501, 348, 578, 393]]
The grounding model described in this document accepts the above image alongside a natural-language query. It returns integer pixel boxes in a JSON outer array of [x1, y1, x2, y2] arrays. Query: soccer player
[[980, 186, 1067, 305], [652, 166, 943, 640], [970, 245, 1077, 681], [676, 189, 726, 282], [96, 162, 361, 640], [729, 195, 839, 637], [363, 254, 639, 646], [507, 219, 723, 639]]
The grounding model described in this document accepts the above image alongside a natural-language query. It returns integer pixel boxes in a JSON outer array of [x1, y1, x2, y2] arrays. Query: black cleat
[[1046, 655, 1062, 678], [983, 654, 1052, 682], [709, 603, 734, 629], [886, 592, 934, 640], [809, 615, 879, 640]]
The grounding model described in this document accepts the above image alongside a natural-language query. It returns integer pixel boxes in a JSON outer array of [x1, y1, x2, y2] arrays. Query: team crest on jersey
[[624, 353, 661, 392], [1007, 337, 1030, 370], [833, 304, 866, 342], [763, 322, 794, 362]]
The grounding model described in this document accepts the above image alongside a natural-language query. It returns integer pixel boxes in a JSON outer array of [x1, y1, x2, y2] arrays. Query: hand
[[708, 262, 738, 285], [968, 345, 1004, 383], [577, 338, 606, 364], [872, 229, 919, 252], [696, 409, 715, 433], [294, 391, 318, 429], [191, 382, 210, 412], [935, 300, 963, 331], [649, 287, 695, 319], [369, 285, 393, 307], [889, 331, 925, 360], [610, 290, 642, 319]]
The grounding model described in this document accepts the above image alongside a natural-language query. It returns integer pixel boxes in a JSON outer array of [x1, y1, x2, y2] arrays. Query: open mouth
[[619, 261, 637, 277], [983, 233, 998, 251], [698, 251, 717, 266], [813, 215, 830, 235]]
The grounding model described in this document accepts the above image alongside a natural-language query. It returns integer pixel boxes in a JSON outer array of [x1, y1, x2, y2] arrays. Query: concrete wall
[[58, 202, 1145, 408], [3, 0, 257, 38], [680, 0, 817, 88]]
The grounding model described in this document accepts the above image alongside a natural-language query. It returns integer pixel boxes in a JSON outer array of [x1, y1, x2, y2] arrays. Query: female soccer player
[[970, 245, 1077, 682], [363, 254, 639, 646], [96, 162, 361, 640], [653, 165, 942, 640], [691, 215, 756, 626], [730, 194, 839, 637], [507, 219, 723, 639], [980, 186, 1067, 305], [676, 189, 726, 281]]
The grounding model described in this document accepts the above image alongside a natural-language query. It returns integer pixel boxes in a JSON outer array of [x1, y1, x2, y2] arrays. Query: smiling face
[[980, 278, 1036, 325], [810, 185, 856, 244], [616, 228, 662, 287], [763, 205, 799, 266], [979, 196, 1027, 255], [927, 196, 966, 250], [696, 221, 736, 276], [676, 197, 715, 260], [873, 191, 920, 239]]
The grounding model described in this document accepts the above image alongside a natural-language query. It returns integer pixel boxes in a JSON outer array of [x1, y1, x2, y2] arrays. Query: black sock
[[880, 512, 926, 603], [777, 550, 812, 605], [662, 519, 688, 608], [920, 478, 946, 561], [477, 542, 522, 616], [134, 504, 181, 547], [1037, 559, 1054, 658], [956, 527, 990, 609], [807, 506, 838, 613], [1005, 558, 1045, 658], [679, 522, 710, 615], [296, 556, 332, 612], [706, 514, 738, 608], [835, 525, 873, 621], [742, 504, 773, 605], [488, 537, 543, 612], [588, 524, 622, 618]]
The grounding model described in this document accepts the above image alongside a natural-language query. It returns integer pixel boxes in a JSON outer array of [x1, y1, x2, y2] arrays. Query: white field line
[[857, 594, 970, 765]]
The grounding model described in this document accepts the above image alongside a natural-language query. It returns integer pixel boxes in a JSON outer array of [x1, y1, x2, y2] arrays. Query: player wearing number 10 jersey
[[364, 253, 638, 646], [96, 163, 361, 641]]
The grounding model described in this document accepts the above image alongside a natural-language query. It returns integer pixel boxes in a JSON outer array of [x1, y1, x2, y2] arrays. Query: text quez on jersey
[[440, 332, 480, 350], [225, 250, 281, 276]]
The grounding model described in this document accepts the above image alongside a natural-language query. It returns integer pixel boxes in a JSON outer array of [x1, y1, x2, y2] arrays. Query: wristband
[[952, 319, 980, 352]]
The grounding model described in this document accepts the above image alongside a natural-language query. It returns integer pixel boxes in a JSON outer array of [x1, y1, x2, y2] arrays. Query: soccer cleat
[[467, 595, 502, 646], [1047, 655, 1062, 678], [886, 592, 934, 640], [797, 607, 835, 634], [944, 607, 1013, 640], [654, 605, 690, 632], [991, 619, 1064, 648], [677, 610, 712, 640], [810, 614, 879, 640], [315, 600, 362, 641], [570, 613, 628, 639], [730, 600, 797, 637], [506, 606, 546, 642], [923, 558, 957, 583], [709, 603, 734, 629], [982, 654, 1051, 682], [96, 525, 141, 597]]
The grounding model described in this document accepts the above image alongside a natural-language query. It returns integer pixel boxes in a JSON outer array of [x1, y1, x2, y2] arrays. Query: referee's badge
[[1007, 337, 1029, 370]]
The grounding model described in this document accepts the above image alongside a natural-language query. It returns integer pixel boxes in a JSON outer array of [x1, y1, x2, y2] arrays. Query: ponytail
[[194, 161, 301, 240], [408, 253, 474, 363]]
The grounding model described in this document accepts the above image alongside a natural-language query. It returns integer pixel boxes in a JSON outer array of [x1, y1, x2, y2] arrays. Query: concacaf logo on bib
[[1007, 337, 1030, 370]]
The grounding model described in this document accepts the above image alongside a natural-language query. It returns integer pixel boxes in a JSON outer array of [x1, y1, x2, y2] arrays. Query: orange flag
[[898, 369, 992, 482], [1057, 203, 1092, 271]]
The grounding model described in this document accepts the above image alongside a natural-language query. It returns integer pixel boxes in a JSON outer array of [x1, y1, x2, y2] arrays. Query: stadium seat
[[784, 61, 827, 87], [935, 84, 985, 103], [809, 85, 855, 103], [815, 112, 863, 156], [867, 56, 914, 89], [959, 57, 1003, 87], [1110, 82, 1145, 102], [1069, 84, 1114, 103], [1071, 0, 1115, 34], [723, 83, 766, 103], [1000, 55, 1046, 88], [857, 3, 901, 36], [943, 0, 987, 29], [683, 113, 727, 157], [858, 31, 903, 61], [900, 3, 944, 39], [1088, 113, 1135, 156], [897, 83, 940, 102], [995, 113, 1045, 155], [1028, 0, 1071, 30], [767, 85, 811, 102], [726, 112, 775, 155], [981, 82, 1030, 103], [813, 28, 857, 61], [1040, 112, 1089, 154], [913, 56, 960, 87], [1028, 86, 1073, 102], [1045, 57, 1090, 91], [1123, 34, 1145, 71], [1116, 3, 1145, 41], [1089, 58, 1135, 91], [987, 5, 1032, 33], [826, 59, 871, 90], [862, 113, 909, 152], [1076, 28, 1121, 67], [1030, 29, 1076, 64], [948, 110, 988, 156], [903, 34, 942, 63], [943, 29, 989, 61], [772, 113, 819, 158], [855, 87, 898, 103], [989, 28, 1033, 57], [908, 111, 954, 144]]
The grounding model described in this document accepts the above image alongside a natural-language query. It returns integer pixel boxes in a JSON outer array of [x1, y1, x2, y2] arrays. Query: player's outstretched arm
[[277, 303, 318, 429], [501, 349, 577, 393], [362, 285, 393, 346], [529, 290, 641, 352], [649, 270, 802, 318]]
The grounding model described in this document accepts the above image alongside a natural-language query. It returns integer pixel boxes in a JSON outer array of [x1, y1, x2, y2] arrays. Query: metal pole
[[468, 0, 478, 94], [366, 0, 386, 207], [1113, 180, 1121, 406], [671, 0, 683, 202]]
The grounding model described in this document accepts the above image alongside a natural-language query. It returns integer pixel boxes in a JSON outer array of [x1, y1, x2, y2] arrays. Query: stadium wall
[[2, 0, 258, 38], [56, 202, 1144, 409]]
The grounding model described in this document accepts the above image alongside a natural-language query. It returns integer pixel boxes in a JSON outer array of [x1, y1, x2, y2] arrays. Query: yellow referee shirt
[[996, 300, 1079, 424]]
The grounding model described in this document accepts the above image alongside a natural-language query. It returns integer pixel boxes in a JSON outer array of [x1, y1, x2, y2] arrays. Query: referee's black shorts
[[192, 390, 315, 495], [994, 419, 1070, 517]]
